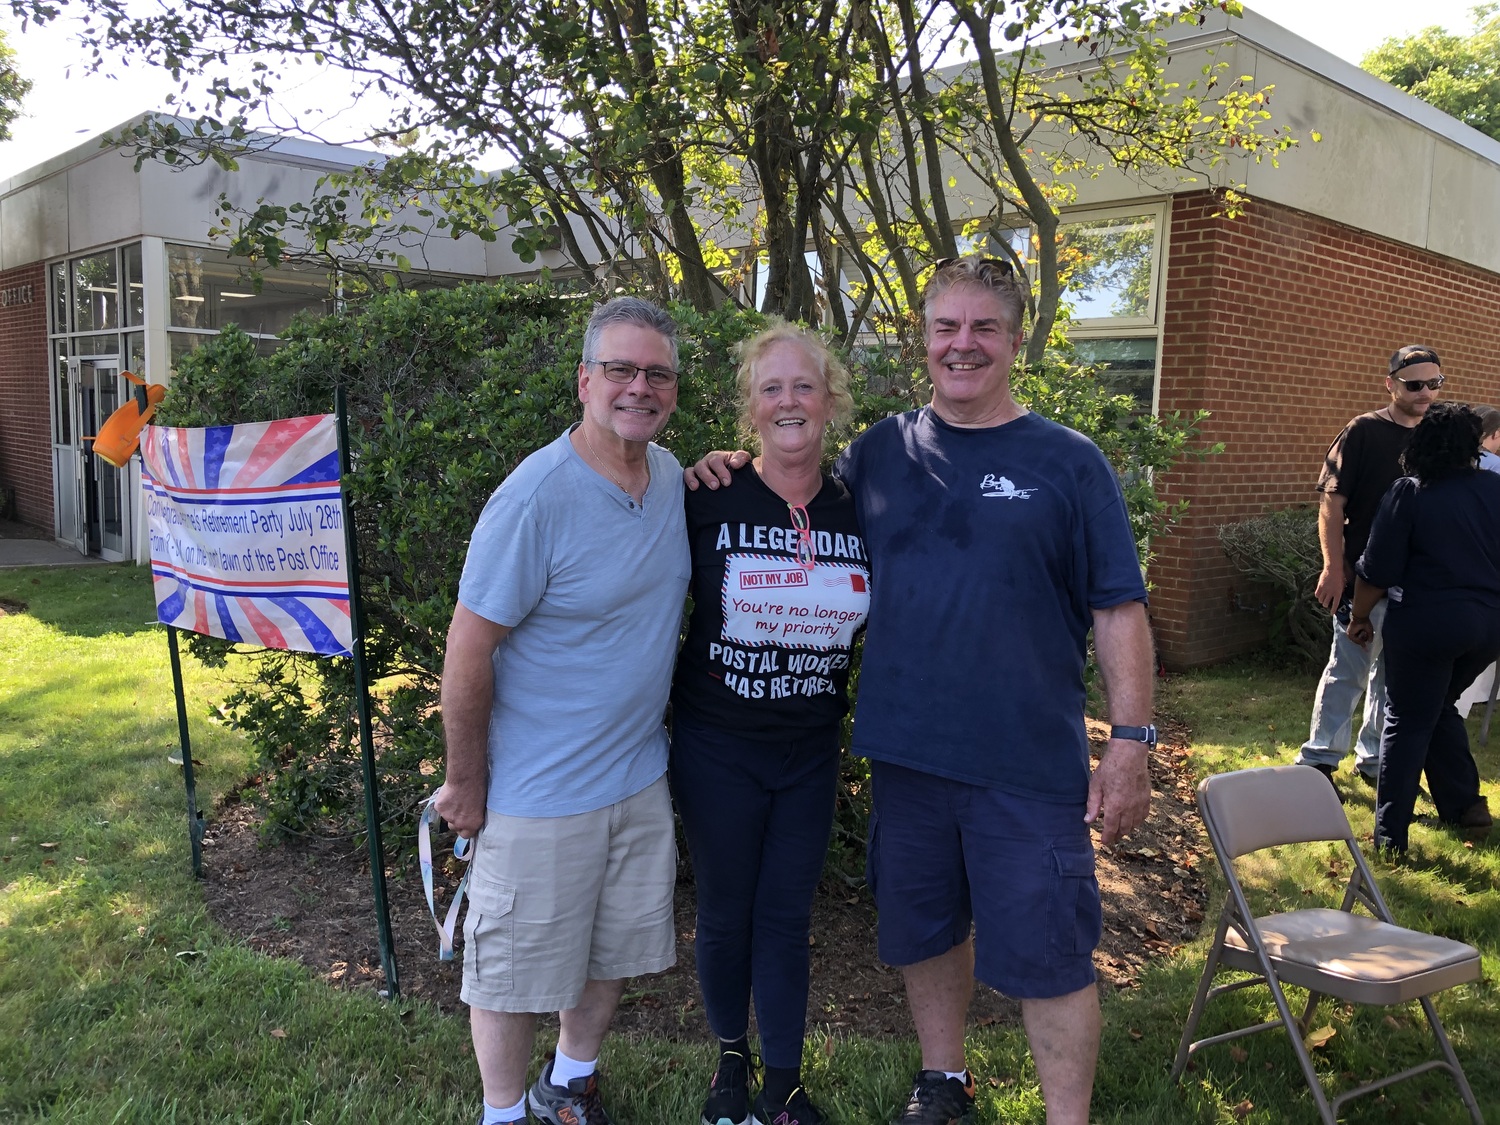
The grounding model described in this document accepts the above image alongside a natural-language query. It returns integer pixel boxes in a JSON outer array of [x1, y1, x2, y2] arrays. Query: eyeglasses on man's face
[[1393, 375, 1444, 392], [588, 359, 680, 389]]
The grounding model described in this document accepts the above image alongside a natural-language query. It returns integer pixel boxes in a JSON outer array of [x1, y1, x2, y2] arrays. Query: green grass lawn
[[2, 567, 1496, 1123]]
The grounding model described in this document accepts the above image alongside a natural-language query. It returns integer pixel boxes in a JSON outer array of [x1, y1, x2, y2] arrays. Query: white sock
[[549, 1047, 597, 1088], [943, 1069, 968, 1083], [482, 1095, 526, 1124]]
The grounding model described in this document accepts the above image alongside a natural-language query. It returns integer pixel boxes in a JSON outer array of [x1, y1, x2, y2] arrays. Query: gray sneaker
[[528, 1056, 614, 1125]]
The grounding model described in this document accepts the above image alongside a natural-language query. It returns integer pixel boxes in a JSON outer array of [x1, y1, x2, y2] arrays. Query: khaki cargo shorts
[[460, 774, 677, 1013]]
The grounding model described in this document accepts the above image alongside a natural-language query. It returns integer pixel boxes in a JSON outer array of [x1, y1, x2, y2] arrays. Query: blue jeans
[[1296, 596, 1387, 775]]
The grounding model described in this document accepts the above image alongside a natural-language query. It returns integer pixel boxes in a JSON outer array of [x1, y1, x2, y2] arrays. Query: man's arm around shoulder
[[1087, 599, 1153, 846], [434, 603, 513, 839]]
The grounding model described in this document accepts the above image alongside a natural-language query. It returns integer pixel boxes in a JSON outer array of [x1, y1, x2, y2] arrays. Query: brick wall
[[0, 262, 52, 533], [1150, 192, 1500, 668]]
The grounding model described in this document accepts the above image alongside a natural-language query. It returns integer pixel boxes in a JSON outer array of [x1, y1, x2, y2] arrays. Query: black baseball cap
[[1389, 345, 1441, 375]]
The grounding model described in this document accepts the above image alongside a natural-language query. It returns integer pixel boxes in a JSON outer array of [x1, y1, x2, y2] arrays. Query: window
[[1054, 204, 1167, 411], [1071, 336, 1157, 410], [50, 261, 68, 335], [122, 244, 145, 327], [72, 333, 119, 359], [124, 333, 146, 378], [1057, 211, 1160, 326], [167, 244, 333, 334], [52, 343, 69, 445], [71, 252, 120, 333], [168, 332, 203, 374]]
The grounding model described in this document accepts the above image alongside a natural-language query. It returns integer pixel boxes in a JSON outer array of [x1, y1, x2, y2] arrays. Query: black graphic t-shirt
[[1316, 411, 1415, 574], [671, 464, 871, 738]]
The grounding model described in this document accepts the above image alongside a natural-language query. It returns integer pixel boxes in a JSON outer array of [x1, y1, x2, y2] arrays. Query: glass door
[[67, 357, 129, 561], [52, 350, 82, 553]]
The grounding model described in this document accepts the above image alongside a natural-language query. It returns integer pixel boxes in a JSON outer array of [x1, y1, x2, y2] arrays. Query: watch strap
[[1110, 723, 1157, 746]]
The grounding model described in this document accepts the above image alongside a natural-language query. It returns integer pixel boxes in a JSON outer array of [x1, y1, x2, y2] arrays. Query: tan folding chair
[[1171, 765, 1484, 1123]]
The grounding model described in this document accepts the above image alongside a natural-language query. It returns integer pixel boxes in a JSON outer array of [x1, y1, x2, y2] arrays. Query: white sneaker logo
[[981, 473, 1035, 499]]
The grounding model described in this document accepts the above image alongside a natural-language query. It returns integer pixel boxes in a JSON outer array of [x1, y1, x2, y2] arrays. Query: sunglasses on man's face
[[933, 256, 1016, 279], [1393, 375, 1444, 392]]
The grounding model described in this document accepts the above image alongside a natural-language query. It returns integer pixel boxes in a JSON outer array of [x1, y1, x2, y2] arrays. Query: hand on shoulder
[[684, 449, 752, 490]]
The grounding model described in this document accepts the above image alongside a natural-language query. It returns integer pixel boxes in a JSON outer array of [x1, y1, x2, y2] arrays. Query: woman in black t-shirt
[[1350, 402, 1499, 853], [671, 323, 870, 1125]]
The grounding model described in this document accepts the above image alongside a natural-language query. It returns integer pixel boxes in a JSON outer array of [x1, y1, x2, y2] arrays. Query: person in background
[[672, 322, 871, 1125], [1349, 401, 1497, 853], [1476, 405, 1500, 473], [435, 296, 689, 1125], [1295, 345, 1443, 792]]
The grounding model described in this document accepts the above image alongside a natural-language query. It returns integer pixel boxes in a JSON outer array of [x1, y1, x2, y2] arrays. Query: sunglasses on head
[[1393, 375, 1444, 392], [933, 255, 1016, 279], [788, 503, 815, 570]]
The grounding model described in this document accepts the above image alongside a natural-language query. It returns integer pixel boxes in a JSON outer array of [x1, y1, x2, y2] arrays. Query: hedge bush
[[1217, 505, 1329, 662], [160, 281, 1208, 881]]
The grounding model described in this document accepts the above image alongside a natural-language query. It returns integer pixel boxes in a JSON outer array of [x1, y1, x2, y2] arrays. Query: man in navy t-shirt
[[690, 259, 1153, 1125]]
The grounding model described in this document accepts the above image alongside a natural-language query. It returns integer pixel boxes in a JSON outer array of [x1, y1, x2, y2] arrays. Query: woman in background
[[1349, 401, 1498, 853]]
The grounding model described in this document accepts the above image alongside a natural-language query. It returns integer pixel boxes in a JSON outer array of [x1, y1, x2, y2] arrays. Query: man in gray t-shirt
[[434, 296, 689, 1125]]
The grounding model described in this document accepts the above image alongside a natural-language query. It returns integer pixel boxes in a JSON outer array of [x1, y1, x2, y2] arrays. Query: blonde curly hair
[[733, 321, 854, 449]]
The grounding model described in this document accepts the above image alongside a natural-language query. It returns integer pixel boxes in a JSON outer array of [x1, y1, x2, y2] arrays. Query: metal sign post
[[335, 386, 400, 999], [165, 624, 204, 878]]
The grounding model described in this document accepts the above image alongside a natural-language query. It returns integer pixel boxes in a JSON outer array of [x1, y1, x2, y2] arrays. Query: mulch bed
[[201, 716, 1208, 1039]]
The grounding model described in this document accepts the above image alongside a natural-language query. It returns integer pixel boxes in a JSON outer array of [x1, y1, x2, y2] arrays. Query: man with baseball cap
[[1294, 345, 1443, 789]]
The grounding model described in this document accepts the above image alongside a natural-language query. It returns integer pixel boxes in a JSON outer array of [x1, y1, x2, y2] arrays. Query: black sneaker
[[528, 1055, 614, 1125], [894, 1070, 975, 1125], [702, 1050, 753, 1125], [751, 1084, 825, 1125], [1455, 797, 1492, 840]]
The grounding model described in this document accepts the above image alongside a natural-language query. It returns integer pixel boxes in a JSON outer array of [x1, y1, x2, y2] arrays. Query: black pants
[[668, 715, 840, 1070], [1376, 599, 1499, 851]]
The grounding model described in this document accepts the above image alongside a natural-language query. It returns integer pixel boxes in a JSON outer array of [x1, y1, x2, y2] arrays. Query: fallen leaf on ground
[[269, 1028, 287, 1039], [1229, 1045, 1248, 1063], [1304, 1025, 1337, 1049]]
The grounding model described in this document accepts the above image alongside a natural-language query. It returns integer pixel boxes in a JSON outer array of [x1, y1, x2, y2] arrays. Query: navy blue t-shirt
[[1357, 470, 1500, 611], [834, 407, 1147, 804]]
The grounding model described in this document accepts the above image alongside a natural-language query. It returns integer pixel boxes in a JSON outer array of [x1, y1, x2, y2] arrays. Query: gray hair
[[920, 257, 1028, 337], [582, 296, 680, 369]]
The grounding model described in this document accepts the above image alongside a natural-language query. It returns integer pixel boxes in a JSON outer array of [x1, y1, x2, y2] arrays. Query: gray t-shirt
[[457, 427, 690, 817]]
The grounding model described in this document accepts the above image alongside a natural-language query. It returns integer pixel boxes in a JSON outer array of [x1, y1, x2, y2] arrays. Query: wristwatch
[[1110, 724, 1158, 750]]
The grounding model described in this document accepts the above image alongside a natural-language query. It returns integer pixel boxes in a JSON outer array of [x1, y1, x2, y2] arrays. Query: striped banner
[[140, 414, 352, 657]]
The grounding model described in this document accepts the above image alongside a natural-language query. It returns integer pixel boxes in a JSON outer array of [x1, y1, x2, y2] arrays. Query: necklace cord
[[582, 426, 648, 498]]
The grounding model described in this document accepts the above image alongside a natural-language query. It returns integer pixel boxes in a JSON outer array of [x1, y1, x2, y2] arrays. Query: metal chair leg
[[1172, 910, 1232, 1081], [1418, 995, 1486, 1124]]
